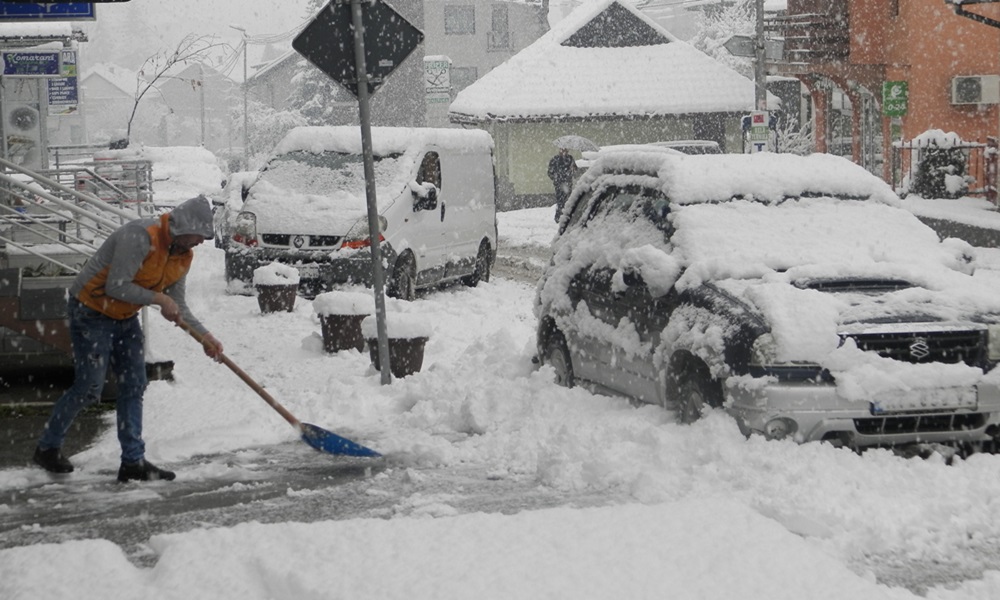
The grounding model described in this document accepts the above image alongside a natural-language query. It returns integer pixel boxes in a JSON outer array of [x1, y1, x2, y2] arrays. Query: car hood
[[715, 272, 1000, 364]]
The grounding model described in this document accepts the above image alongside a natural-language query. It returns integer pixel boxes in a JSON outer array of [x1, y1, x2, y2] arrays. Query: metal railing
[[0, 156, 144, 277], [890, 137, 999, 204]]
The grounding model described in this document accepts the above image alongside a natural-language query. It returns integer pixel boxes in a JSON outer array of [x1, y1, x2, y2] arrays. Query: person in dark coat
[[547, 147, 577, 222]]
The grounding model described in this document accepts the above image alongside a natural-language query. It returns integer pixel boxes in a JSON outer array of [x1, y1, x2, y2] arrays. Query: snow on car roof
[[272, 126, 494, 158], [577, 150, 901, 206]]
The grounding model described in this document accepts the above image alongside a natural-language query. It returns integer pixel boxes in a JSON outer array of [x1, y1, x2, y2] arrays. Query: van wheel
[[388, 253, 417, 301], [543, 331, 574, 388], [672, 357, 723, 424], [462, 241, 492, 287]]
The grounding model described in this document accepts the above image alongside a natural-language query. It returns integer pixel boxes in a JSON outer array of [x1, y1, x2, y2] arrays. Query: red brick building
[[769, 0, 1000, 182]]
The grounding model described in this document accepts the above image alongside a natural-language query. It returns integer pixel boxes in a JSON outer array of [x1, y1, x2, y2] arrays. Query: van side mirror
[[412, 182, 438, 212], [622, 268, 645, 288]]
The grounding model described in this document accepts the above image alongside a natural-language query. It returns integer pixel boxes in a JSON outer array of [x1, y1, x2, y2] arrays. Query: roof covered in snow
[[272, 126, 494, 157], [450, 0, 776, 123]]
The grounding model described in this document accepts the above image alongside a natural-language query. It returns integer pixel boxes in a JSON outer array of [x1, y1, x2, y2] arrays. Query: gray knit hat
[[169, 195, 214, 239]]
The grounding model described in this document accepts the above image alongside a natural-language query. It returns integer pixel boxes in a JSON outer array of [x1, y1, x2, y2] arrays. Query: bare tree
[[123, 34, 228, 145]]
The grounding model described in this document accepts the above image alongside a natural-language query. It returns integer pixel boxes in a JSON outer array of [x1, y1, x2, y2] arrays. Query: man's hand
[[153, 292, 181, 322], [201, 333, 224, 361]]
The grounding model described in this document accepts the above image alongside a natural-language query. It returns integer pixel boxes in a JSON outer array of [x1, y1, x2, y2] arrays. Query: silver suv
[[535, 149, 1000, 453]]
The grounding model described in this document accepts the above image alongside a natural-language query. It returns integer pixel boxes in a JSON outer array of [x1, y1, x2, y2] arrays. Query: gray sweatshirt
[[70, 196, 215, 335]]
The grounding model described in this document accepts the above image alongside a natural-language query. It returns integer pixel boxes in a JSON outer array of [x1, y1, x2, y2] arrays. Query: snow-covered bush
[[911, 130, 971, 199]]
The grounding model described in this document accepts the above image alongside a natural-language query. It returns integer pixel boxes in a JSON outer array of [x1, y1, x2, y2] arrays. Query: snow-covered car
[[212, 170, 257, 250], [224, 126, 497, 299], [535, 149, 1000, 453]]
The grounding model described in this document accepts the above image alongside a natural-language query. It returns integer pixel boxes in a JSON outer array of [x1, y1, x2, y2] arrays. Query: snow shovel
[[177, 320, 381, 458]]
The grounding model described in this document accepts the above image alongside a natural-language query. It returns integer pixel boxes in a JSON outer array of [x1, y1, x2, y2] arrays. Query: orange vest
[[77, 213, 193, 320]]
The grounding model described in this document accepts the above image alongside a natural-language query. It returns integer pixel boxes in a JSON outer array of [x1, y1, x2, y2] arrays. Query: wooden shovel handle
[[175, 319, 302, 429]]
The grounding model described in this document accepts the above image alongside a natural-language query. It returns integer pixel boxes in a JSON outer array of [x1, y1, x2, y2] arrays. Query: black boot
[[117, 459, 176, 482], [33, 446, 74, 474]]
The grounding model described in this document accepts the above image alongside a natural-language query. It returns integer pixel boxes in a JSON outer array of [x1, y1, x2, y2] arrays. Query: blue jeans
[[38, 298, 148, 463]]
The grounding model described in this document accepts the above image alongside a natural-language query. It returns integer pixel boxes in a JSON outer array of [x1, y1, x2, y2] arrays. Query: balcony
[[766, 6, 850, 64]]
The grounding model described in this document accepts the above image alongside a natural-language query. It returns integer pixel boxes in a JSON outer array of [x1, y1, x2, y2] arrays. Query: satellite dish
[[9, 106, 39, 132]]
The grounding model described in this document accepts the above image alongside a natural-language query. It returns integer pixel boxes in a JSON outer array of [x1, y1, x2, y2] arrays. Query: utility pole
[[199, 62, 206, 146], [229, 24, 249, 169], [755, 0, 766, 111]]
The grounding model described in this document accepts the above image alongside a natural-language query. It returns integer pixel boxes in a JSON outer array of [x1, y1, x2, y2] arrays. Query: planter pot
[[367, 336, 429, 378], [256, 283, 297, 314], [319, 313, 368, 353]]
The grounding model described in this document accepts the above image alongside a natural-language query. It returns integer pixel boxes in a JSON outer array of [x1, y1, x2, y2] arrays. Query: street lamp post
[[230, 24, 249, 169]]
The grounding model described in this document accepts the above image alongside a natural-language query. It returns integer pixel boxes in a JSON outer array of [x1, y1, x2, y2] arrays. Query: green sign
[[882, 81, 908, 117]]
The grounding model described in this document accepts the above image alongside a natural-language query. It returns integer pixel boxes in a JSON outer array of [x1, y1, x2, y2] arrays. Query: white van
[[222, 126, 497, 299]]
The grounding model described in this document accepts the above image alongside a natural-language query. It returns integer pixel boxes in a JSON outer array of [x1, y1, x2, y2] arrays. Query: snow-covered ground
[[4, 205, 1000, 599]]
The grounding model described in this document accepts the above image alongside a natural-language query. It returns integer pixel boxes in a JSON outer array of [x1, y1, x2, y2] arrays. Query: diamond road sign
[[292, 0, 424, 98]]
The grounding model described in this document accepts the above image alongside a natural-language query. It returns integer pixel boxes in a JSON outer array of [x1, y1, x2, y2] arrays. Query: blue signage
[[2, 51, 61, 77], [48, 77, 79, 115], [0, 3, 96, 21]]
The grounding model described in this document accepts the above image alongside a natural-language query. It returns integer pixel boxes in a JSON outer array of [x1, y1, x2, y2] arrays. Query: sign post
[[747, 111, 771, 153], [882, 81, 908, 117], [293, 0, 423, 385]]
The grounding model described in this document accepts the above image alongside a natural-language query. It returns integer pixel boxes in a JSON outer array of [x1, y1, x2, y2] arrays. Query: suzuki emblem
[[909, 338, 930, 360]]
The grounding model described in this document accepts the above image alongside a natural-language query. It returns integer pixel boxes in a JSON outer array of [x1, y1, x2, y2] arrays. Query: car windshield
[[261, 150, 404, 197]]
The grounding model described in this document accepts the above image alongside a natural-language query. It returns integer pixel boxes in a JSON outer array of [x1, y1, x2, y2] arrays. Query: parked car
[[535, 149, 1000, 453], [646, 140, 722, 154], [212, 170, 257, 250], [223, 126, 498, 298]]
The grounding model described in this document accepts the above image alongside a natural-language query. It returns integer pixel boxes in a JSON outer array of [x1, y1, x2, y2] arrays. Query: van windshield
[[261, 150, 405, 197]]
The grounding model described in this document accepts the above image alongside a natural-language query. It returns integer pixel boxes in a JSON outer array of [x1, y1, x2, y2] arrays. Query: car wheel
[[673, 358, 723, 424], [544, 331, 574, 388], [462, 240, 492, 287], [388, 252, 417, 301]]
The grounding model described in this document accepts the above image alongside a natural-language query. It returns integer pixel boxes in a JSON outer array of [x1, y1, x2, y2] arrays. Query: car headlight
[[342, 216, 388, 250], [989, 324, 1000, 361]]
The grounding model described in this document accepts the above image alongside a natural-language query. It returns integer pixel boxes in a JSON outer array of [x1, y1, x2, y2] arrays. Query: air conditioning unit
[[3, 102, 43, 169], [951, 75, 1000, 105]]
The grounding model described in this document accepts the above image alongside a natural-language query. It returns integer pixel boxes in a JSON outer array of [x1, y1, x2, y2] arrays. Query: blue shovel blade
[[299, 422, 381, 457]]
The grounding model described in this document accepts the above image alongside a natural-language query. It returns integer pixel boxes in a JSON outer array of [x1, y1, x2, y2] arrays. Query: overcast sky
[[78, 0, 313, 76]]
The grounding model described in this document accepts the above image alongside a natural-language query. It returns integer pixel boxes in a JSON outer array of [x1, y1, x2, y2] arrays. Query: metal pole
[[199, 63, 206, 146], [229, 24, 250, 169], [351, 0, 392, 385], [755, 0, 767, 111], [242, 37, 249, 169]]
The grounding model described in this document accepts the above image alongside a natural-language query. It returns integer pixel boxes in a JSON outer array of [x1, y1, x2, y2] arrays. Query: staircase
[[0, 155, 154, 370]]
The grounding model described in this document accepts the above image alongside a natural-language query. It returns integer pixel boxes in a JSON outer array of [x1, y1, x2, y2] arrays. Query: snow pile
[[95, 145, 225, 207], [251, 262, 300, 286], [313, 291, 374, 316]]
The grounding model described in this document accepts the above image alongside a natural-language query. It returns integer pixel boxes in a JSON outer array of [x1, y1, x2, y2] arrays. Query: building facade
[[768, 0, 1000, 182]]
